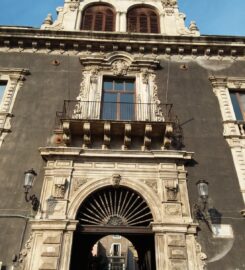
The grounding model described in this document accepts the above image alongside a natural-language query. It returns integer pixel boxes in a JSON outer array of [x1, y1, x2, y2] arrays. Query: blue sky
[[0, 0, 244, 36]]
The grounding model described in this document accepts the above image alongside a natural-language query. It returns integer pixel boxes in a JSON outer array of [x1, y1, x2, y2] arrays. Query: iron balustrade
[[56, 100, 174, 125]]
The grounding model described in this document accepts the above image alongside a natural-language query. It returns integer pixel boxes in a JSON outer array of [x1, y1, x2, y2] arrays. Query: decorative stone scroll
[[18, 233, 34, 269], [196, 242, 207, 270]]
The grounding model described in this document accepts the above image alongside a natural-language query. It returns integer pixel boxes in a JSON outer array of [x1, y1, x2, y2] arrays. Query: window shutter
[[139, 14, 148, 33], [128, 16, 137, 32], [105, 12, 114, 31], [127, 7, 159, 33], [150, 15, 158, 33], [81, 5, 115, 32], [82, 14, 93, 30], [94, 13, 103, 31]]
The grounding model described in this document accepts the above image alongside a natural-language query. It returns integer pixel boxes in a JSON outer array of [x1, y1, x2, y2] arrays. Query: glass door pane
[[102, 93, 117, 120], [120, 93, 134, 120]]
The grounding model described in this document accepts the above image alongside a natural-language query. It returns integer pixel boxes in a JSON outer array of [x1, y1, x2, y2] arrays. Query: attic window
[[127, 6, 159, 33], [81, 5, 115, 32]]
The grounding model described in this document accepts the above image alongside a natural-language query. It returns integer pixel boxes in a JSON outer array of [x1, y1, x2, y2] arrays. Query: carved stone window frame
[[210, 76, 245, 122], [75, 52, 164, 121], [0, 68, 29, 147], [210, 76, 245, 204]]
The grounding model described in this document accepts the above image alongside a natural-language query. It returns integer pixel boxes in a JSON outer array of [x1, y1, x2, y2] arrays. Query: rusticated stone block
[[165, 204, 182, 216], [168, 234, 186, 247], [43, 234, 61, 244], [39, 257, 58, 270], [170, 259, 188, 270], [169, 247, 187, 259], [41, 244, 60, 257]]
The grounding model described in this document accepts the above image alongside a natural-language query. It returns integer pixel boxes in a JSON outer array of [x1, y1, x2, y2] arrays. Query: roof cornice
[[0, 27, 244, 57]]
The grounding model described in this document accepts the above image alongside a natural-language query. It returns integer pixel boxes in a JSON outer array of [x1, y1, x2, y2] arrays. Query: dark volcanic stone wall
[[0, 51, 245, 269], [0, 52, 81, 266], [156, 59, 245, 270]]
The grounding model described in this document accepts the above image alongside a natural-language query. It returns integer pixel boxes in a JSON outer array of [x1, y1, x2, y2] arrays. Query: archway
[[70, 186, 156, 270]]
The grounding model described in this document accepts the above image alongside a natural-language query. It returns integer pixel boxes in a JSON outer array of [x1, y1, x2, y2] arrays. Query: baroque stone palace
[[0, 0, 244, 270]]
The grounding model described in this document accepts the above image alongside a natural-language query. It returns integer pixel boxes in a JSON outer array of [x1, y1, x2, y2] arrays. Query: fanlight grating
[[77, 187, 153, 226]]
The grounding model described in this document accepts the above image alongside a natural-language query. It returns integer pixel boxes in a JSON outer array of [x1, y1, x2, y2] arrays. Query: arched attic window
[[127, 6, 159, 33], [81, 4, 115, 31]]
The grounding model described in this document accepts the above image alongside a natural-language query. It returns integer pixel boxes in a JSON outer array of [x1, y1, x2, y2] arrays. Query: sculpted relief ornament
[[112, 60, 129, 76], [162, 0, 177, 7], [18, 233, 34, 269]]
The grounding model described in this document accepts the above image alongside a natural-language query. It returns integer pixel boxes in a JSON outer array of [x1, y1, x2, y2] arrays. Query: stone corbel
[[162, 123, 173, 149], [83, 122, 91, 148], [142, 124, 152, 150], [123, 123, 131, 150], [103, 122, 111, 149], [162, 136, 171, 150], [62, 121, 71, 145]]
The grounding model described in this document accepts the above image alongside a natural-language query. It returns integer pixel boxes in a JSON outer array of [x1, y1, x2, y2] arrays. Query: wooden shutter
[[139, 14, 148, 33], [127, 7, 159, 33], [128, 15, 137, 32], [82, 14, 93, 30], [150, 13, 158, 33], [94, 13, 103, 31], [81, 5, 115, 31], [105, 11, 114, 31]]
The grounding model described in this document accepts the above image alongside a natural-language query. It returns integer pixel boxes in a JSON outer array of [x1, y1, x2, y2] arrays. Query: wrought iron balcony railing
[[53, 100, 183, 150], [56, 100, 174, 125]]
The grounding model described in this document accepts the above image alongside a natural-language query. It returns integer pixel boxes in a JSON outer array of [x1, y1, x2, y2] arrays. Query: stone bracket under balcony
[[54, 119, 174, 151]]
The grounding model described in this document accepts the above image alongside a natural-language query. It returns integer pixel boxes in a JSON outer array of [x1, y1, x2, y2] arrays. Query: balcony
[[54, 100, 181, 150]]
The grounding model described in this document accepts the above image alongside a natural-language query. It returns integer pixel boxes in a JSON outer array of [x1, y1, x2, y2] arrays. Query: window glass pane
[[103, 80, 113, 90], [239, 93, 245, 113], [102, 93, 117, 120], [230, 92, 243, 120], [0, 81, 7, 103], [120, 94, 134, 120], [120, 93, 134, 103], [115, 80, 124, 91], [125, 81, 135, 92]]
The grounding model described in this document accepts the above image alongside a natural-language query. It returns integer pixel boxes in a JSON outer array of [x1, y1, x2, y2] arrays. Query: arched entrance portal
[[70, 186, 156, 270]]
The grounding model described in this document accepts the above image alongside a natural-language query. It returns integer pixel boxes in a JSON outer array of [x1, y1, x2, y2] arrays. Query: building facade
[[0, 0, 245, 269]]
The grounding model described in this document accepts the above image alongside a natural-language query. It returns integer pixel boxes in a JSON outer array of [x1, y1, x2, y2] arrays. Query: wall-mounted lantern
[[23, 169, 39, 211], [196, 179, 209, 203], [193, 179, 211, 230]]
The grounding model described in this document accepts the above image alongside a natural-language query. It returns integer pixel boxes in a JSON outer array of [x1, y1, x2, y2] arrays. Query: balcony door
[[102, 77, 135, 120]]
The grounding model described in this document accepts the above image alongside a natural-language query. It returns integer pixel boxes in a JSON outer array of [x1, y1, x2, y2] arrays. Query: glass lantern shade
[[24, 169, 37, 189], [196, 179, 209, 199]]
